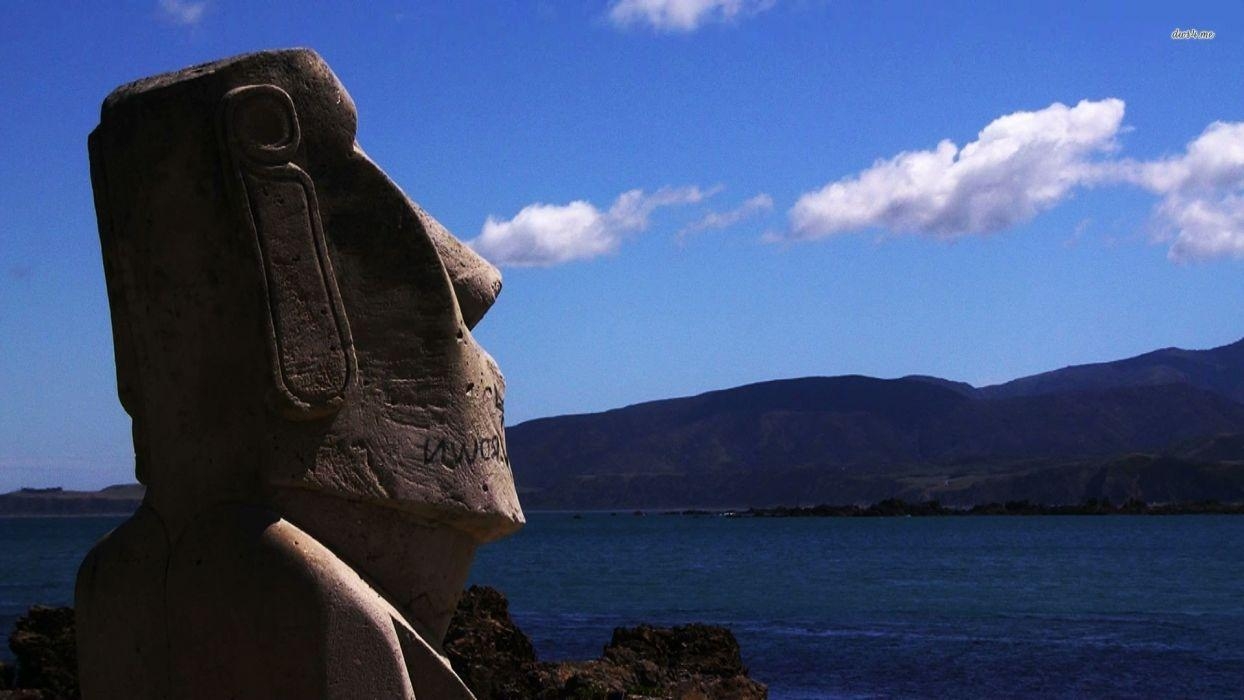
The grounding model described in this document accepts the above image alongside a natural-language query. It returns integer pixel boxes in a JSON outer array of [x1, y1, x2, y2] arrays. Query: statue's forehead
[[105, 49, 316, 105], [98, 48, 358, 148]]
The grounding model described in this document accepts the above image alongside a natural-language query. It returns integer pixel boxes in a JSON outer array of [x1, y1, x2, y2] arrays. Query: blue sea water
[[3, 513, 1243, 698]]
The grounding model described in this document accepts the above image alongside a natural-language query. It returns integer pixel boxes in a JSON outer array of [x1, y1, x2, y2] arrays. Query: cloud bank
[[787, 99, 1126, 241], [470, 186, 713, 267], [473, 100, 1244, 267], [1105, 122, 1244, 260], [608, 0, 774, 32], [783, 98, 1244, 261]]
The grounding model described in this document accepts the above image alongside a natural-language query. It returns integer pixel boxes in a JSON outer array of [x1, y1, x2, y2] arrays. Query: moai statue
[[76, 49, 523, 699]]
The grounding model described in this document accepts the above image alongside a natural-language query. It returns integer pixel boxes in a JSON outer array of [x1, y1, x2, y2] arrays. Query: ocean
[[3, 512, 1242, 698]]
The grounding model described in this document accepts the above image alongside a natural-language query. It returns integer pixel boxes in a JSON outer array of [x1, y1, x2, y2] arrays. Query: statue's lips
[[271, 479, 525, 543], [265, 343, 523, 544]]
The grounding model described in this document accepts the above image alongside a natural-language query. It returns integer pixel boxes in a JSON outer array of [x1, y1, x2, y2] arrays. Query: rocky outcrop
[[443, 586, 540, 696], [4, 588, 765, 700], [1, 607, 77, 699], [445, 586, 767, 699], [533, 624, 767, 700]]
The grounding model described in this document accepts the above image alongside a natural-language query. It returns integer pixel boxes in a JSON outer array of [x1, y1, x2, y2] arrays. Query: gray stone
[[77, 48, 523, 699]]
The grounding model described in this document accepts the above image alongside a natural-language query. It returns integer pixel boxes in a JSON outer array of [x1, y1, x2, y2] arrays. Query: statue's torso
[[76, 504, 475, 699]]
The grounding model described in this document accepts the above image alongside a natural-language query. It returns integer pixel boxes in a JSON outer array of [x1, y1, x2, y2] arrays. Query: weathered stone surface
[[445, 587, 768, 700], [78, 49, 523, 698]]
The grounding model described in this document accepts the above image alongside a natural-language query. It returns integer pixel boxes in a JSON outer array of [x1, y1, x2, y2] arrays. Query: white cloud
[[1103, 122, 1244, 261], [1160, 193, 1244, 260], [781, 97, 1244, 262], [608, 0, 774, 32], [469, 186, 713, 267], [159, 0, 207, 25], [678, 193, 773, 241], [786, 99, 1126, 242]]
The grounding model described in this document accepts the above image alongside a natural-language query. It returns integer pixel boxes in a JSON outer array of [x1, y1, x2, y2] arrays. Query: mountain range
[[6, 338, 1243, 514], [507, 338, 1244, 509]]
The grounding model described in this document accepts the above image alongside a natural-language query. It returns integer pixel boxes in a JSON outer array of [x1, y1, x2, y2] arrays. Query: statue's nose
[[412, 203, 502, 329]]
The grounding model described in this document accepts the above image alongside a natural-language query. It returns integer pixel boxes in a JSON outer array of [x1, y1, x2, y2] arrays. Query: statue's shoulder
[[77, 503, 170, 601], [164, 503, 420, 700], [76, 504, 172, 700]]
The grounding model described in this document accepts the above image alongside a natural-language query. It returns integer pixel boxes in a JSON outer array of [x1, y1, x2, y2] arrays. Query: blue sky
[[2, 1, 1243, 490]]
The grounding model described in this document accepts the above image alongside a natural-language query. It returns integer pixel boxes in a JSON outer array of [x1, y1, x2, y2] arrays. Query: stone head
[[90, 49, 523, 544]]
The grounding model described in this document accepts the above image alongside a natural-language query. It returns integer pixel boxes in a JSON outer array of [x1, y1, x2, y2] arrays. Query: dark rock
[[444, 585, 542, 698], [6, 590, 765, 700], [604, 624, 750, 679], [446, 586, 767, 699], [533, 624, 766, 699], [7, 607, 77, 699]]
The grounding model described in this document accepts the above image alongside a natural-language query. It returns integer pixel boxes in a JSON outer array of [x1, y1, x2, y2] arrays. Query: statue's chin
[[269, 486, 479, 645]]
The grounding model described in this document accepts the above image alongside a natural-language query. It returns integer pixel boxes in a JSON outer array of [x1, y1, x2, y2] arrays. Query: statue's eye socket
[[226, 85, 301, 165], [236, 95, 291, 148]]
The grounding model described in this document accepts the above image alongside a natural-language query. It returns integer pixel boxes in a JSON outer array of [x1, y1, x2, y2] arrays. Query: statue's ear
[[218, 84, 355, 420]]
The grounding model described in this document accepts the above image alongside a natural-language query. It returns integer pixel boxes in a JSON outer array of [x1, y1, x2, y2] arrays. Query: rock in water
[[444, 586, 541, 697], [445, 586, 768, 699], [4, 595, 766, 700], [6, 606, 77, 699]]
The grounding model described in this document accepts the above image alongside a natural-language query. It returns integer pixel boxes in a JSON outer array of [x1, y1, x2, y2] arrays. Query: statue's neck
[[268, 488, 478, 648]]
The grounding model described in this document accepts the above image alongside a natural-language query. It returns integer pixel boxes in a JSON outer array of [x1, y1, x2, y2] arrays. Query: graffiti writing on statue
[[423, 432, 507, 469]]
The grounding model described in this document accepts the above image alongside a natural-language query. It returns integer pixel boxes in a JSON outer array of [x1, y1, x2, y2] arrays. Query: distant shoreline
[[0, 512, 133, 519], [0, 485, 143, 517], [669, 498, 1244, 518], [5, 487, 1244, 519]]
